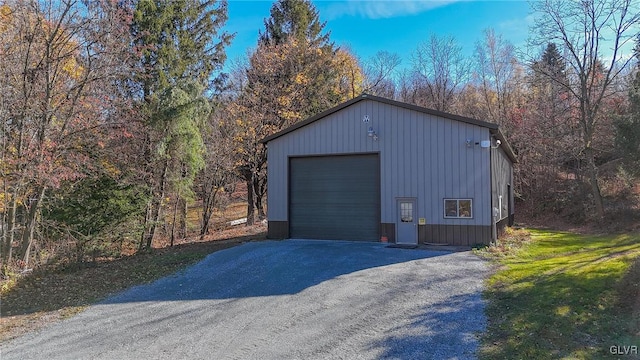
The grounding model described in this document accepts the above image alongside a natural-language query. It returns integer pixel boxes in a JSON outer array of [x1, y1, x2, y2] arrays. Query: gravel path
[[1, 240, 490, 360]]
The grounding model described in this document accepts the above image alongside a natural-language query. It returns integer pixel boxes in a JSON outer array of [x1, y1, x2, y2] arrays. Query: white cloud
[[498, 13, 535, 32], [320, 0, 461, 20]]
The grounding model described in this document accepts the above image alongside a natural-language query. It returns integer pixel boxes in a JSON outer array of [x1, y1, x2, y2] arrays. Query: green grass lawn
[[479, 229, 640, 359]]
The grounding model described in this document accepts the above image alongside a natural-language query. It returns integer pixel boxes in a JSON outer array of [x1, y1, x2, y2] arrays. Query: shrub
[[42, 176, 149, 263]]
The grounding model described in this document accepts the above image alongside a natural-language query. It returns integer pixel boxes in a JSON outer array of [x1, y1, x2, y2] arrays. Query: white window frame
[[443, 198, 473, 219]]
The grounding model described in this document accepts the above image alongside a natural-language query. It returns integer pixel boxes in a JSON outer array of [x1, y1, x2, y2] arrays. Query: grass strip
[[479, 229, 640, 359]]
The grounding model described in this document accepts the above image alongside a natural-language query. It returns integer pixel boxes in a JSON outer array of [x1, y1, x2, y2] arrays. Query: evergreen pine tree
[[252, 0, 339, 119], [233, 0, 361, 224], [131, 0, 232, 248], [258, 0, 330, 48], [132, 0, 232, 96], [532, 43, 567, 87], [540, 43, 565, 79]]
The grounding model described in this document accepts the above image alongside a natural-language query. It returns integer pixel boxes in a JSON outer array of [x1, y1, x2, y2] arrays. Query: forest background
[[1, 0, 639, 272]]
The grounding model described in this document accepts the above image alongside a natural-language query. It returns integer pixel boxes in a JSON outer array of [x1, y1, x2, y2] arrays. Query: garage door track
[[1, 240, 490, 360]]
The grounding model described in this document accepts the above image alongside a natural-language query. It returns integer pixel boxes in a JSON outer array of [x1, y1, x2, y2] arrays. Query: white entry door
[[397, 198, 417, 244]]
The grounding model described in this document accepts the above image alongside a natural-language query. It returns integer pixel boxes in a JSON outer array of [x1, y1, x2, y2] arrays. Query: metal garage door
[[289, 154, 380, 241]]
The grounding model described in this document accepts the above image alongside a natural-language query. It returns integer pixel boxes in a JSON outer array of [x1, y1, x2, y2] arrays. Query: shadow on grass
[[484, 273, 628, 359], [481, 230, 640, 359]]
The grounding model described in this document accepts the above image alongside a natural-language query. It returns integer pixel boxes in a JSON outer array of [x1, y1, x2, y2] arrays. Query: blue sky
[[222, 0, 533, 70]]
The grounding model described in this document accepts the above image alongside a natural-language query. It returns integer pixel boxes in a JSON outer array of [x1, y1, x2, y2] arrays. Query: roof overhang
[[490, 128, 518, 164]]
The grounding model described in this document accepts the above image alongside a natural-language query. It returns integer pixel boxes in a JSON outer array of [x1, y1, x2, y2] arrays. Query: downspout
[[489, 137, 497, 244]]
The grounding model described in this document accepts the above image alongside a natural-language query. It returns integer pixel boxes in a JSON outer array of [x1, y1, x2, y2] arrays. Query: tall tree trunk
[[145, 196, 162, 250], [200, 186, 218, 240], [144, 161, 169, 250], [584, 147, 605, 219], [246, 177, 255, 226], [170, 196, 179, 247], [20, 187, 45, 269], [200, 195, 212, 239], [179, 197, 187, 240], [2, 195, 18, 263], [253, 176, 265, 220], [169, 196, 187, 246], [256, 197, 265, 220], [139, 202, 151, 251]]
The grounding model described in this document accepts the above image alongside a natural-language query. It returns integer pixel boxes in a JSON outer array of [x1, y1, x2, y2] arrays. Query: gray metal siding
[[266, 99, 493, 227], [289, 155, 379, 240], [491, 145, 514, 222]]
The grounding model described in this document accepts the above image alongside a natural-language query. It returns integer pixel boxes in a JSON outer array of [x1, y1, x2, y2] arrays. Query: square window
[[445, 200, 458, 217], [459, 200, 472, 217]]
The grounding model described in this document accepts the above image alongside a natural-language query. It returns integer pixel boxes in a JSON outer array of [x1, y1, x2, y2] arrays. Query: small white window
[[400, 201, 413, 222], [444, 199, 473, 218]]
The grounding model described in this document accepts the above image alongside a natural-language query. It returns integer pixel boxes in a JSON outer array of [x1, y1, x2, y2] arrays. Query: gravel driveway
[[1, 240, 490, 360]]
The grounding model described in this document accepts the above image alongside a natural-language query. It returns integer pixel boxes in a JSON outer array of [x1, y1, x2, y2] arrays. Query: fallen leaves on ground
[[0, 224, 267, 343]]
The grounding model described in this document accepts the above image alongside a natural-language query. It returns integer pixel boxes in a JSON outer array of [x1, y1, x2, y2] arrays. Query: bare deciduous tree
[[474, 28, 518, 124], [412, 34, 471, 112], [197, 105, 236, 239], [363, 51, 401, 97], [530, 0, 640, 218], [0, 0, 134, 267]]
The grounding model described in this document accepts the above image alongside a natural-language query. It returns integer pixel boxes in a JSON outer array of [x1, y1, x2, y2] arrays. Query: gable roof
[[260, 93, 517, 163]]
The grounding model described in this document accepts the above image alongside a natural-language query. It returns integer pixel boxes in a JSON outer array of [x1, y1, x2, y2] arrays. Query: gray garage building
[[261, 94, 516, 246]]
